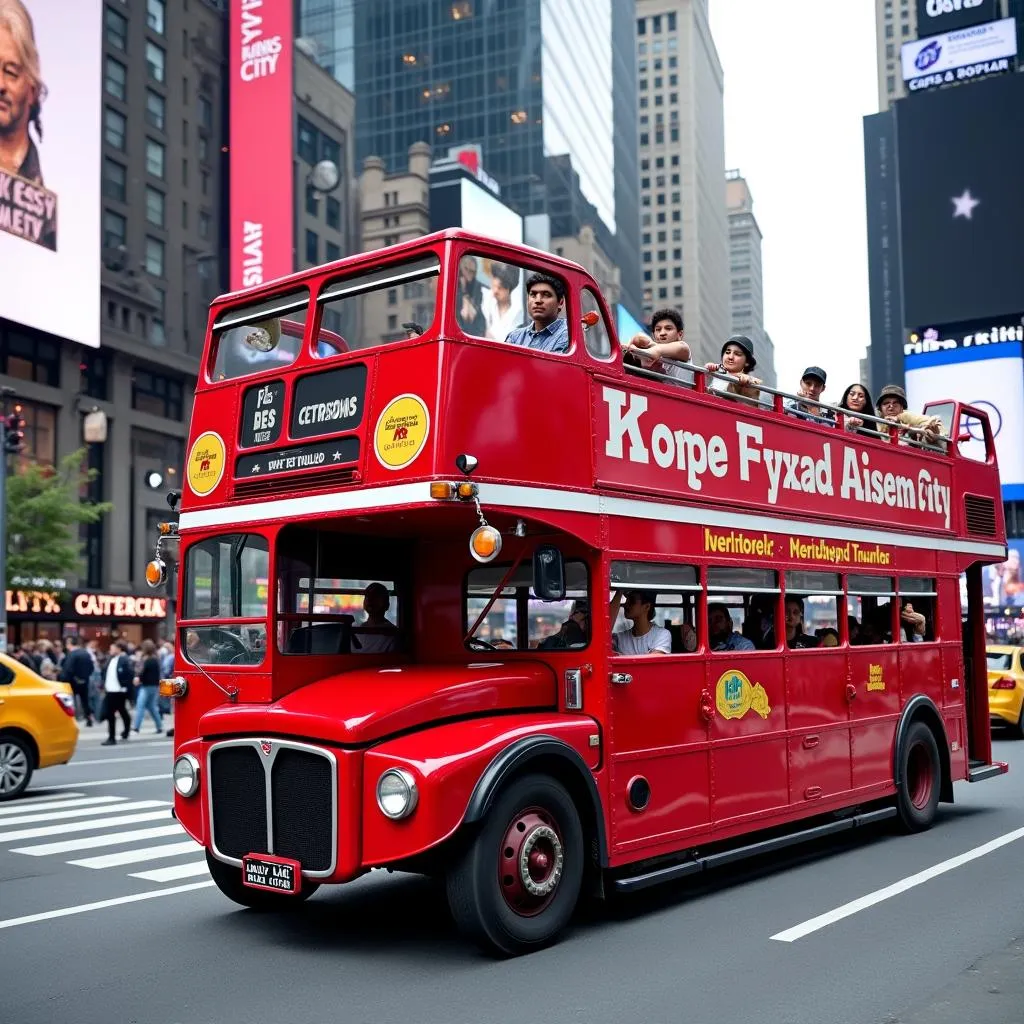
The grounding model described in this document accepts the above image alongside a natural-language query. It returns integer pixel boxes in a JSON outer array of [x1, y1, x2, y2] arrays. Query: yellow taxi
[[987, 645, 1024, 737], [0, 651, 78, 800]]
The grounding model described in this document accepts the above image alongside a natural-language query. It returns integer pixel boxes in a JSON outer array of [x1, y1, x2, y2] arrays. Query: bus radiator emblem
[[260, 741, 272, 755]]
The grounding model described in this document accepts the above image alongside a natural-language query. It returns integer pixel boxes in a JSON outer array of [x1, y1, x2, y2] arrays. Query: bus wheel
[[446, 773, 584, 957], [205, 851, 319, 910], [896, 721, 941, 833]]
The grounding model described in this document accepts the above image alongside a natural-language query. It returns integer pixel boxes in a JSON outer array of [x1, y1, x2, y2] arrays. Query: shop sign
[[73, 594, 167, 619]]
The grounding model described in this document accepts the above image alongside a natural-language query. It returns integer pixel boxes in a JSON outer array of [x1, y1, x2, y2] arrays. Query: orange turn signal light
[[582, 310, 600, 328], [159, 676, 188, 699], [157, 521, 178, 536], [430, 481, 456, 500], [145, 558, 167, 588], [470, 525, 502, 563], [457, 481, 478, 499]]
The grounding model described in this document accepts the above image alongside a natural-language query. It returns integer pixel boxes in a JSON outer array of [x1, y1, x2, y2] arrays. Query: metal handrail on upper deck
[[622, 355, 951, 453]]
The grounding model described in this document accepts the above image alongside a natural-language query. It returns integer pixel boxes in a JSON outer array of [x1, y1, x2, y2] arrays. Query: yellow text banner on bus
[[703, 527, 893, 567]]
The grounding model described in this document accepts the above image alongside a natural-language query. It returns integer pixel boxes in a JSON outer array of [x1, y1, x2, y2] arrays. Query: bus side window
[[898, 577, 937, 642], [609, 560, 700, 654], [848, 574, 897, 645], [707, 567, 778, 652], [785, 571, 842, 649], [581, 288, 612, 359]]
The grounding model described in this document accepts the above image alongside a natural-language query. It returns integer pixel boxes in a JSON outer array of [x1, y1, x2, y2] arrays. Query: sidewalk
[[75, 712, 174, 741]]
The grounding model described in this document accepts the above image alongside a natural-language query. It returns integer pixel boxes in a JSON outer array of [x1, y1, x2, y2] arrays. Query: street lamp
[[307, 160, 341, 197]]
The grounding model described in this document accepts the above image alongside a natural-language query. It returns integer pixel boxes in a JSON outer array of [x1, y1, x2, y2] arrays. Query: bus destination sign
[[235, 436, 359, 479], [240, 379, 285, 448], [291, 365, 367, 440]]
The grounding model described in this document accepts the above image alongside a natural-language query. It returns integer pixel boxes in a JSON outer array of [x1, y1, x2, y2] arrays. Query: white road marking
[[771, 826, 1024, 942], [70, 839, 200, 869], [130, 860, 210, 883], [0, 799, 164, 827], [41, 774, 171, 790], [2, 791, 83, 805], [0, 809, 172, 842], [13, 824, 185, 856], [0, 881, 216, 931], [0, 796, 121, 817], [60, 754, 170, 767]]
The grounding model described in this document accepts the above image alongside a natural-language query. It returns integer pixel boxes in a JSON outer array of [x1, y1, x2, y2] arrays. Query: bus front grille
[[207, 739, 337, 876]]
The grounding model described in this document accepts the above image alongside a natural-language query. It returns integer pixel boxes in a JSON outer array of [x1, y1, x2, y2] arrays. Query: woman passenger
[[838, 383, 881, 436], [704, 335, 763, 405]]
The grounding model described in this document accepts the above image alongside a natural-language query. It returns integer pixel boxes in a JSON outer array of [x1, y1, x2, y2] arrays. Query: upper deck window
[[457, 254, 571, 356], [315, 256, 440, 354], [210, 289, 310, 382]]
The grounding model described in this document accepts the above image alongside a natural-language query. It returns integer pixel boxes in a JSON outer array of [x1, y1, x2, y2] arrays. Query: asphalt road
[[3, 724, 1024, 1024]]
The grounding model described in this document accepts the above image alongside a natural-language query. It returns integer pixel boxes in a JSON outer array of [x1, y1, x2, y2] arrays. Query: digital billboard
[[0, 0, 100, 347], [904, 341, 1024, 495], [429, 162, 524, 245], [229, 0, 294, 291], [901, 17, 1016, 92], [915, 0, 999, 35], [897, 72, 1024, 330]]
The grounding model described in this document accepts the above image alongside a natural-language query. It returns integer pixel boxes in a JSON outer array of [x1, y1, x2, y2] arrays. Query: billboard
[[904, 341, 1024, 494], [901, 17, 1016, 91], [429, 164, 523, 244], [229, 0, 294, 291], [897, 72, 1024, 330], [0, 0, 100, 347], [982, 539, 1024, 609], [914, 0, 1000, 35]]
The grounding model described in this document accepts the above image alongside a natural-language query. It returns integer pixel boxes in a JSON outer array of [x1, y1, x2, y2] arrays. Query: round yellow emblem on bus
[[186, 431, 226, 496], [374, 394, 430, 470]]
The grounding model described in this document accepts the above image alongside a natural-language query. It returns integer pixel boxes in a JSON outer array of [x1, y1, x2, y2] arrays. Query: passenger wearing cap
[[785, 366, 835, 424], [609, 590, 672, 655], [623, 308, 693, 386], [704, 335, 763, 404], [538, 600, 589, 649], [876, 385, 942, 445]]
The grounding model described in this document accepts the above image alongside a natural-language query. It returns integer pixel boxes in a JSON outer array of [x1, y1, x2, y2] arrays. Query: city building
[[725, 169, 774, 388], [635, 0, 729, 366], [300, 0, 642, 316]]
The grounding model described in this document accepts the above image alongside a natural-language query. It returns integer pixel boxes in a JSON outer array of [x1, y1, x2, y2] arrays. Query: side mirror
[[533, 545, 566, 601]]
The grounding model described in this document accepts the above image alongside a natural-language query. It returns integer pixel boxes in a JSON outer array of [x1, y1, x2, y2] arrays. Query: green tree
[[5, 449, 112, 588]]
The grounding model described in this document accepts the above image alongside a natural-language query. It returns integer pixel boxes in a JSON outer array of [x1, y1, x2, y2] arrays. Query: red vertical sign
[[229, 0, 294, 291]]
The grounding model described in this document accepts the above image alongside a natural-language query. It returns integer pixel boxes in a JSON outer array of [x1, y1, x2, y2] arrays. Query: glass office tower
[[300, 0, 641, 314]]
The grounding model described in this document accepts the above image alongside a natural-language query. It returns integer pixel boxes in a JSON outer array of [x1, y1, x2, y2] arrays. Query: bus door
[[783, 574, 852, 806], [845, 575, 902, 793], [705, 569, 789, 825], [605, 563, 710, 855]]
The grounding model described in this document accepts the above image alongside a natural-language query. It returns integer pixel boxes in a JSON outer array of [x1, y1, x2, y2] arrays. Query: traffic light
[[4, 406, 25, 454]]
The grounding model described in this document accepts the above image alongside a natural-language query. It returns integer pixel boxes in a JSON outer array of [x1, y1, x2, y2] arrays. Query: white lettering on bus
[[297, 396, 359, 426], [601, 387, 951, 528]]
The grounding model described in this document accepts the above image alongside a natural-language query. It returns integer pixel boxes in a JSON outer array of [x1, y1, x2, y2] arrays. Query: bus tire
[[446, 773, 584, 957], [895, 720, 941, 833], [205, 850, 319, 910]]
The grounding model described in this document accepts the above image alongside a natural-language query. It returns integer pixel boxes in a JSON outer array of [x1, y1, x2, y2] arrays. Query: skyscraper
[[725, 170, 775, 388], [301, 0, 641, 314], [635, 0, 729, 365]]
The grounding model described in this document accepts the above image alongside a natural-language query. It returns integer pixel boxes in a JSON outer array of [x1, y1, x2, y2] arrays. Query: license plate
[[241, 853, 301, 894]]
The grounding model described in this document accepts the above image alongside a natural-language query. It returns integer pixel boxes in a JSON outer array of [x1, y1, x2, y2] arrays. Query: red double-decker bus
[[155, 230, 1007, 956]]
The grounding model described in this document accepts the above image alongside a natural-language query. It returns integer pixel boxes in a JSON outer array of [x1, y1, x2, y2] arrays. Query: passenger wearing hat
[[785, 366, 835, 425], [704, 335, 763, 404], [876, 385, 942, 444]]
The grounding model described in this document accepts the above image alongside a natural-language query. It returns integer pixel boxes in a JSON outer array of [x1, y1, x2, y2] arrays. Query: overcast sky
[[710, 0, 879, 397]]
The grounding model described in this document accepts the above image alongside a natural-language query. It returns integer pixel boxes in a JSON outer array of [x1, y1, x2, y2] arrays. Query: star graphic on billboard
[[951, 189, 980, 220]]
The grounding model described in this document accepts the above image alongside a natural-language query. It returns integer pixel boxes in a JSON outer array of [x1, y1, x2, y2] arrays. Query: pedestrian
[[132, 639, 163, 734], [60, 635, 95, 726], [100, 639, 135, 746]]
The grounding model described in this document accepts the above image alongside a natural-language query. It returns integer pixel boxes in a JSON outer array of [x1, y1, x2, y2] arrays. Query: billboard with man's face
[[0, 0, 100, 346]]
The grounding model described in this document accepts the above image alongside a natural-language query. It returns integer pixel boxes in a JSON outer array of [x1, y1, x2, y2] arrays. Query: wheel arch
[[894, 695, 952, 803], [0, 726, 40, 769], [464, 735, 608, 867]]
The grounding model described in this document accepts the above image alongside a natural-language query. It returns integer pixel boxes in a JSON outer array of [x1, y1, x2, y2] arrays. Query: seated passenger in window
[[899, 599, 927, 642], [481, 261, 521, 340], [784, 596, 818, 649], [353, 582, 398, 654], [847, 615, 862, 645], [609, 590, 671, 655], [816, 627, 840, 647], [742, 594, 775, 648], [708, 603, 756, 652], [538, 600, 589, 650], [504, 273, 569, 354], [456, 254, 487, 336]]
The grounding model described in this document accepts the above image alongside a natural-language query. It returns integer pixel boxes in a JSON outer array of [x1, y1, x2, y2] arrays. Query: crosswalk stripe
[[0, 796, 124, 817], [43, 774, 171, 790], [62, 754, 171, 767], [3, 791, 84, 806], [0, 799, 165, 828], [0, 809, 172, 842], [12, 824, 186, 856], [130, 860, 210, 883], [70, 840, 201, 869]]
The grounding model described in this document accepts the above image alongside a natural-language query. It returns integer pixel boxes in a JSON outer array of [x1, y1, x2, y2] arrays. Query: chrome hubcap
[[0, 742, 29, 794], [519, 824, 563, 896]]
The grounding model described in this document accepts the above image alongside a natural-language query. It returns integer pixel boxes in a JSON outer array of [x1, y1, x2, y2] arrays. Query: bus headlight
[[376, 768, 418, 820], [173, 754, 201, 797]]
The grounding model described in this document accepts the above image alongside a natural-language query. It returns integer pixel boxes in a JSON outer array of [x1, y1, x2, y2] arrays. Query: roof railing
[[622, 356, 950, 451]]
